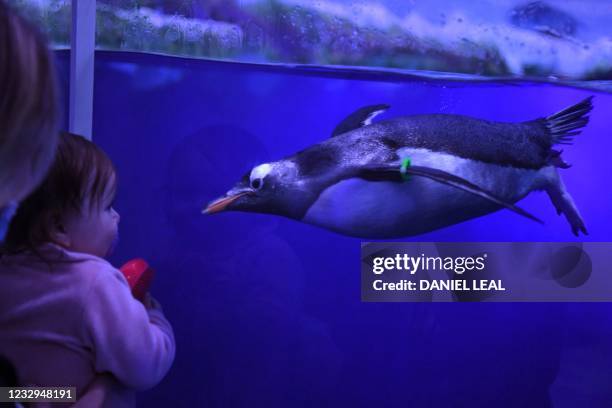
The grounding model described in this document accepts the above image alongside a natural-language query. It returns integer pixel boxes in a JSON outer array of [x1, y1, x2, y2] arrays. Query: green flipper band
[[400, 157, 411, 181]]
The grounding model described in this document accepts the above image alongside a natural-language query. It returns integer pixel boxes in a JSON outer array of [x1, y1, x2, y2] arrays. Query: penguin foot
[[545, 178, 588, 236]]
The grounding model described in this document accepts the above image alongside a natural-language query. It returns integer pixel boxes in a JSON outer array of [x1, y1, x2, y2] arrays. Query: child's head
[[0, 1, 59, 207], [2, 132, 120, 258]]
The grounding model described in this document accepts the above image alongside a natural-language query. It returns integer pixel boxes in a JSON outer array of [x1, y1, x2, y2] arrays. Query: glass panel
[[85, 50, 612, 406], [95, 0, 612, 81]]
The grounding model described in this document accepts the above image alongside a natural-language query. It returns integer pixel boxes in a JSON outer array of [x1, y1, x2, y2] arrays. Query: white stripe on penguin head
[[250, 163, 273, 184]]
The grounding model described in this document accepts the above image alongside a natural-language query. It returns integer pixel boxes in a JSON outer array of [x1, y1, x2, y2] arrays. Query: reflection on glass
[[7, 0, 71, 48], [9, 1, 612, 80]]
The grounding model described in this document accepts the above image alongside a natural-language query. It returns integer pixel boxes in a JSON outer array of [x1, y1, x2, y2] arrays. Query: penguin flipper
[[331, 104, 389, 137], [357, 164, 544, 224]]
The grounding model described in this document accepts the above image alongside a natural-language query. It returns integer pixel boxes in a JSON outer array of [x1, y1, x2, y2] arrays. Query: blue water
[[56, 50, 612, 407]]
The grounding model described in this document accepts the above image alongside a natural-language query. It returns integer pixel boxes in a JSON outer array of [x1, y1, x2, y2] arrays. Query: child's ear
[[50, 214, 71, 248]]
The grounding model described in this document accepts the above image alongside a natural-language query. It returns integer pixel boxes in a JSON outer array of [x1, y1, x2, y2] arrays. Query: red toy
[[119, 258, 155, 302]]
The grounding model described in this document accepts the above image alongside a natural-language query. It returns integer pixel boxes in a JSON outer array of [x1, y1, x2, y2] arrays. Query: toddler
[[0, 132, 175, 407]]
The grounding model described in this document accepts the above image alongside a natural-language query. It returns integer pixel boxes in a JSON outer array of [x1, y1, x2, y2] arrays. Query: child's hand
[[142, 292, 154, 309]]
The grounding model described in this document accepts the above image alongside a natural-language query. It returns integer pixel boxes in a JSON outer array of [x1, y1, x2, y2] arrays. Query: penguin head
[[203, 160, 312, 219]]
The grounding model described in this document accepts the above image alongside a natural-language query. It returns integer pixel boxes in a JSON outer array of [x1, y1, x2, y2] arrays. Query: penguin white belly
[[303, 148, 552, 238]]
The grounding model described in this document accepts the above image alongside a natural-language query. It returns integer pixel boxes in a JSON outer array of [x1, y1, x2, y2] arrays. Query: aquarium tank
[[7, 0, 612, 407]]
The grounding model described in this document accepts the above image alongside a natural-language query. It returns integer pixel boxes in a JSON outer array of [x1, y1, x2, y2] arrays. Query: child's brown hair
[[0, 1, 59, 206], [2, 132, 117, 254]]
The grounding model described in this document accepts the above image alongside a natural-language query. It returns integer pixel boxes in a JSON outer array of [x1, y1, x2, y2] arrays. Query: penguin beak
[[203, 191, 252, 214]]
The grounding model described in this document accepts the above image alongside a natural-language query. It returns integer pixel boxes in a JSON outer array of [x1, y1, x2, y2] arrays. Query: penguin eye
[[250, 178, 263, 190]]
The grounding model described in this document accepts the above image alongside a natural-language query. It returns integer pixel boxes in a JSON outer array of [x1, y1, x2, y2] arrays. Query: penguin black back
[[327, 97, 593, 170]]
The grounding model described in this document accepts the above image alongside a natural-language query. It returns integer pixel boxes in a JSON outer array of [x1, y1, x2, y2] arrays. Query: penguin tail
[[544, 96, 594, 146]]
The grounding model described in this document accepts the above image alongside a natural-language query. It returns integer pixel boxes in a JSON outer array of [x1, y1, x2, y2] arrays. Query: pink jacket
[[0, 243, 175, 407]]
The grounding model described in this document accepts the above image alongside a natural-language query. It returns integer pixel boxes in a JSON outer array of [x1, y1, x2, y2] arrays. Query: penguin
[[203, 97, 593, 238]]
